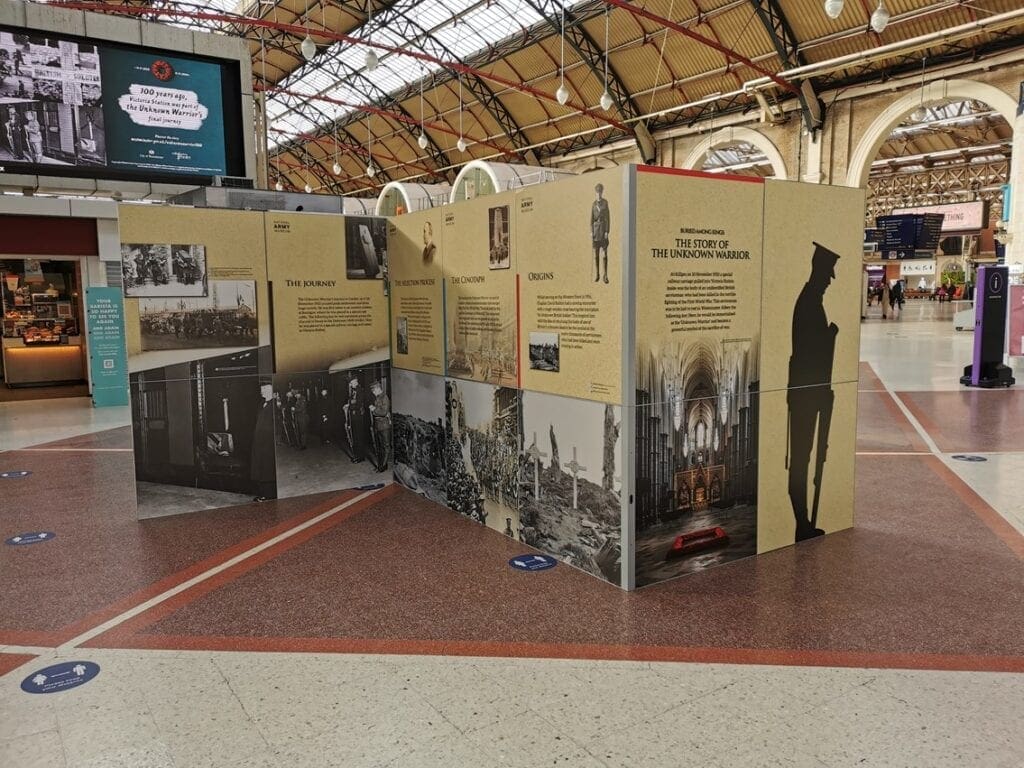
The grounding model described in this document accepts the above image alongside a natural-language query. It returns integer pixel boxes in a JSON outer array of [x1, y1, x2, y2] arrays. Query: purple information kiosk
[[961, 265, 1015, 388]]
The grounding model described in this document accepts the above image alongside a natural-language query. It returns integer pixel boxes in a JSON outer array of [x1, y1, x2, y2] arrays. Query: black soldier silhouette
[[786, 243, 840, 542]]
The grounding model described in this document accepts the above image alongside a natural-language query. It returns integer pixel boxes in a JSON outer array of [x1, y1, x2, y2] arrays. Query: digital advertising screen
[[0, 26, 245, 183]]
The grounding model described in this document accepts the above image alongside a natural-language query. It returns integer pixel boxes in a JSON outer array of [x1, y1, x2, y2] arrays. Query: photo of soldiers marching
[[138, 280, 256, 352], [121, 243, 208, 298], [272, 362, 391, 499]]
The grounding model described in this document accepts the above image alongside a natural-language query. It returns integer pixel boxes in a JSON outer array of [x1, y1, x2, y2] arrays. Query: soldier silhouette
[[786, 243, 840, 542]]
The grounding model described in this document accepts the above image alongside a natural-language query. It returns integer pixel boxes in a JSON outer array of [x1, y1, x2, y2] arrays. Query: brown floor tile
[[856, 390, 929, 453], [0, 448, 359, 643], [105, 462, 1023, 668], [859, 361, 885, 391], [899, 390, 1024, 453], [0, 653, 36, 678], [27, 426, 133, 450]]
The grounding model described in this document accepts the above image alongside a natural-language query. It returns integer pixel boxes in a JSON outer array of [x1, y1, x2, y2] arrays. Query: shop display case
[[1, 260, 86, 386]]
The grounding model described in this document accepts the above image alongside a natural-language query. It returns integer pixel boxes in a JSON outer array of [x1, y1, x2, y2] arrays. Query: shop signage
[[893, 202, 987, 233], [21, 662, 100, 694], [85, 287, 129, 407], [900, 261, 936, 277], [0, 470, 32, 479], [509, 554, 558, 572], [5, 532, 56, 546]]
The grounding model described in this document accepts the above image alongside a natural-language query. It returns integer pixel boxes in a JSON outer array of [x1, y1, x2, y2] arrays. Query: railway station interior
[[0, 0, 1022, 766]]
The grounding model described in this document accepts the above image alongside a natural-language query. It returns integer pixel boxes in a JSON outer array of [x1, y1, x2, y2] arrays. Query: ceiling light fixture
[[823, 0, 844, 19], [275, 179, 284, 192], [304, 182, 313, 194], [366, 115, 376, 178], [870, 0, 890, 33], [365, 0, 378, 71], [599, 8, 613, 111], [417, 64, 429, 150], [332, 107, 342, 175], [300, 33, 316, 61], [556, 2, 569, 105], [457, 76, 467, 153]]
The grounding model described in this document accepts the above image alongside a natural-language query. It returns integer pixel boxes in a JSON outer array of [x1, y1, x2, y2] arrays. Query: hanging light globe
[[870, 0, 890, 33], [300, 34, 317, 61], [366, 163, 376, 178], [274, 180, 283, 192], [417, 132, 428, 150], [365, 49, 378, 72], [332, 161, 342, 175], [457, 136, 467, 153], [555, 83, 569, 105], [823, 0, 844, 19], [599, 90, 613, 111], [304, 183, 313, 194]]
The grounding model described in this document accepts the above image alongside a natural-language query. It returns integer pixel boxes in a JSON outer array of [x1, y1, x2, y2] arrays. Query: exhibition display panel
[[1, 258, 85, 386], [118, 165, 863, 590], [120, 205, 391, 518], [389, 165, 864, 590]]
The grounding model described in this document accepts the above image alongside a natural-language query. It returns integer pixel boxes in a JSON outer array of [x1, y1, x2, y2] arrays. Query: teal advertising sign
[[85, 287, 128, 407], [98, 48, 228, 176]]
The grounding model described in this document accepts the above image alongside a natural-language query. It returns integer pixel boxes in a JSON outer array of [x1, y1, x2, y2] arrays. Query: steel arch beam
[[747, 0, 822, 131]]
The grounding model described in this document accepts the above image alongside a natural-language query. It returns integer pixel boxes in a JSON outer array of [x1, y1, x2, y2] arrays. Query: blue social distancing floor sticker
[[509, 554, 558, 572], [951, 455, 987, 462], [0, 470, 31, 479], [5, 532, 56, 546], [21, 661, 100, 694]]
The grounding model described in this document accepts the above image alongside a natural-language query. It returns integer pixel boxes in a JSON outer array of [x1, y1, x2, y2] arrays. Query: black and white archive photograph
[[392, 369, 446, 504], [345, 216, 387, 279], [122, 243, 208, 298], [519, 392, 622, 583], [488, 204, 510, 270], [0, 31, 105, 167], [138, 280, 257, 352], [528, 331, 560, 372]]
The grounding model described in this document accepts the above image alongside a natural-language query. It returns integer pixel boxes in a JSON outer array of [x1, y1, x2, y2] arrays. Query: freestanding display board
[[120, 205, 391, 518], [389, 165, 864, 589]]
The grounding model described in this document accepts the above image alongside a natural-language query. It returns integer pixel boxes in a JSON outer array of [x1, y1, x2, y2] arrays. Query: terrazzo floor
[[0, 303, 1021, 767]]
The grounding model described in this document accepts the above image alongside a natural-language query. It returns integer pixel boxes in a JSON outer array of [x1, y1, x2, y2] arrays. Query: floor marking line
[[76, 633, 1024, 674], [855, 451, 931, 456], [59, 488, 385, 652], [12, 448, 133, 453]]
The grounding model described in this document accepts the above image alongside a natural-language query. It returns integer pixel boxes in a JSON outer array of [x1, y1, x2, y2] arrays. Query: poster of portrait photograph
[[488, 205, 510, 270], [130, 347, 276, 518], [344, 216, 388, 279], [444, 378, 521, 537], [528, 331, 559, 373], [0, 32, 106, 167], [519, 392, 622, 584], [273, 362, 391, 499], [391, 368, 446, 504], [138, 280, 256, 352], [121, 243, 208, 298], [396, 316, 409, 355], [634, 338, 760, 587]]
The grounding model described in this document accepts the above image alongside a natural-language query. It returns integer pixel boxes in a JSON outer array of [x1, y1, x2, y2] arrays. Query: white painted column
[[1006, 83, 1024, 264]]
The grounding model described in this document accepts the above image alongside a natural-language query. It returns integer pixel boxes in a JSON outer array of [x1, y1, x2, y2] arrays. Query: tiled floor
[[0, 301, 1022, 767]]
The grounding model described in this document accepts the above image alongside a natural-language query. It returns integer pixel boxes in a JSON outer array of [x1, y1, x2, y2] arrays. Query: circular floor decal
[[509, 554, 558, 572], [951, 455, 988, 462], [21, 661, 100, 694], [5, 532, 56, 546], [0, 470, 32, 479]]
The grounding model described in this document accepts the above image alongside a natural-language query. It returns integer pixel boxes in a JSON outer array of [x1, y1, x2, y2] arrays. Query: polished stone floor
[[0, 300, 1021, 768]]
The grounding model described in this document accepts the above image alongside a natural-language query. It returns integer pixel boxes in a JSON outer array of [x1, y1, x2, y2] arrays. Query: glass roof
[[265, 0, 547, 149]]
